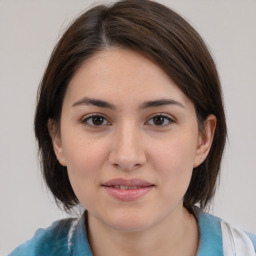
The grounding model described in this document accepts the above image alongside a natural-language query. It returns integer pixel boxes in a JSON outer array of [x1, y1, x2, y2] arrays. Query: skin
[[50, 47, 216, 256]]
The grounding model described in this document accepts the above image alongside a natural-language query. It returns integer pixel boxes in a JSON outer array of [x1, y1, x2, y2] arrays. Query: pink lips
[[102, 178, 154, 201]]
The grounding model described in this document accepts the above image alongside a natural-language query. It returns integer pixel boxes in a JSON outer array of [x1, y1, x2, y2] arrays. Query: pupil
[[92, 116, 104, 125], [153, 116, 164, 125]]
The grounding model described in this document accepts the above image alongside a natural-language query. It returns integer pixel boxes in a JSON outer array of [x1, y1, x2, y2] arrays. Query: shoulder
[[221, 221, 256, 255], [195, 208, 224, 255], [246, 231, 256, 248], [195, 207, 256, 255], [8, 218, 76, 256]]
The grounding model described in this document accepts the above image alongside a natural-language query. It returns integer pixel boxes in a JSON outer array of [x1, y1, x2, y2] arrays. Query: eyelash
[[81, 113, 174, 128], [81, 114, 110, 127], [146, 114, 174, 127]]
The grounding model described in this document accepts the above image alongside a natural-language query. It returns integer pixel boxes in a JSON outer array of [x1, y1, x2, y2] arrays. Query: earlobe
[[47, 119, 67, 166], [193, 114, 216, 168]]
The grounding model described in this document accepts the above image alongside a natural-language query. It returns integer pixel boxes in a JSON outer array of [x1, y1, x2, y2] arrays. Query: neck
[[87, 205, 199, 256]]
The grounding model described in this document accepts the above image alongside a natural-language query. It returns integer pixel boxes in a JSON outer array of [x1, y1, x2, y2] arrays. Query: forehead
[[65, 47, 190, 107]]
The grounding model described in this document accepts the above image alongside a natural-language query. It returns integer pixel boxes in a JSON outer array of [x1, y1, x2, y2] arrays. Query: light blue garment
[[196, 208, 224, 256], [9, 209, 256, 256]]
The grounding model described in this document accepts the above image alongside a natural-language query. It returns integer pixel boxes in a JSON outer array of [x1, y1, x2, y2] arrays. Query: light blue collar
[[195, 207, 223, 256], [72, 208, 224, 256]]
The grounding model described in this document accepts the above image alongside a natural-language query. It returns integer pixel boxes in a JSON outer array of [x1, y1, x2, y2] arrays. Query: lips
[[111, 185, 146, 190], [101, 178, 154, 201], [102, 178, 153, 187]]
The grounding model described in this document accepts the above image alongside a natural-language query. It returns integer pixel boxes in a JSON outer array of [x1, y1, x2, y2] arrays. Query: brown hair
[[34, 0, 226, 211]]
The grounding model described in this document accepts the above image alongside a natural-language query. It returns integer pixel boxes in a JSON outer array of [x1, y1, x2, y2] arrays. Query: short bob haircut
[[34, 0, 226, 211]]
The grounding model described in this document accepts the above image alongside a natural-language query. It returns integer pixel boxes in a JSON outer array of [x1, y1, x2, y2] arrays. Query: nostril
[[108, 144, 147, 171], [111, 162, 142, 171]]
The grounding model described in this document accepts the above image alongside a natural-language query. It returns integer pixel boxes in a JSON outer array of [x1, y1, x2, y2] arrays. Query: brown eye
[[82, 115, 109, 126], [153, 116, 166, 126], [147, 114, 174, 126], [91, 116, 105, 125]]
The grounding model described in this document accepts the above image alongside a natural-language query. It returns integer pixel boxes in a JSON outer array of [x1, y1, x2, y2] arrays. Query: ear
[[193, 114, 216, 168], [48, 119, 67, 166]]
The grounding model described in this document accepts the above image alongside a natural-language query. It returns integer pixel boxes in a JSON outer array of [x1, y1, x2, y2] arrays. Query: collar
[[72, 212, 92, 256], [71, 208, 224, 256], [195, 207, 224, 256]]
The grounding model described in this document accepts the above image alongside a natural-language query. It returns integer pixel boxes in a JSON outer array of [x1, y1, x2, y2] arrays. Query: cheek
[[61, 134, 109, 196], [150, 134, 197, 192]]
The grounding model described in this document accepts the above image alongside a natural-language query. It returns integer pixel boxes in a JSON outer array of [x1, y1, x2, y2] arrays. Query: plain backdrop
[[0, 0, 256, 255]]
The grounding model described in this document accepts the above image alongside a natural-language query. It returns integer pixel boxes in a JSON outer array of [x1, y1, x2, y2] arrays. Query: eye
[[81, 114, 110, 127], [146, 114, 174, 127]]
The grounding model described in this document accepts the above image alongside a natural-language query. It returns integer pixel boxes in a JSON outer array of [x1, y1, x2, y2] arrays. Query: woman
[[9, 0, 256, 255]]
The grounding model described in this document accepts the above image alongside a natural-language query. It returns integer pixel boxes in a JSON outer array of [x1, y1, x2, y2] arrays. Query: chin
[[109, 219, 153, 233], [100, 208, 157, 233]]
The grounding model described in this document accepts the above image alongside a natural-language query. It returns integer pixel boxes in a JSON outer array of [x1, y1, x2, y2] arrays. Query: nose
[[108, 122, 147, 171]]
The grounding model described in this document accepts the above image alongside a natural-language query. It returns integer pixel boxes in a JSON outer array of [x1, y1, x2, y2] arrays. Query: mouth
[[104, 185, 151, 190], [101, 178, 155, 201]]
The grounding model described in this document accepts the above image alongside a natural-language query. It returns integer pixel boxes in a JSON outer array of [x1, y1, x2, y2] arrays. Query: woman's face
[[51, 47, 214, 232]]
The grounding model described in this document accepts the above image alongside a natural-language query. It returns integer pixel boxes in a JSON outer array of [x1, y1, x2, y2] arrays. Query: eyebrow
[[72, 97, 184, 109], [139, 99, 185, 109], [72, 97, 115, 109]]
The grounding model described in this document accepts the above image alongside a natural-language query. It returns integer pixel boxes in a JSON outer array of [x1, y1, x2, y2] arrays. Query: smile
[[102, 178, 154, 201], [106, 185, 148, 190]]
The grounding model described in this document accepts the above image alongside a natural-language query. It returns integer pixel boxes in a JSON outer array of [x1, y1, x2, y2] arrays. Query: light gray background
[[1, 0, 255, 255]]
